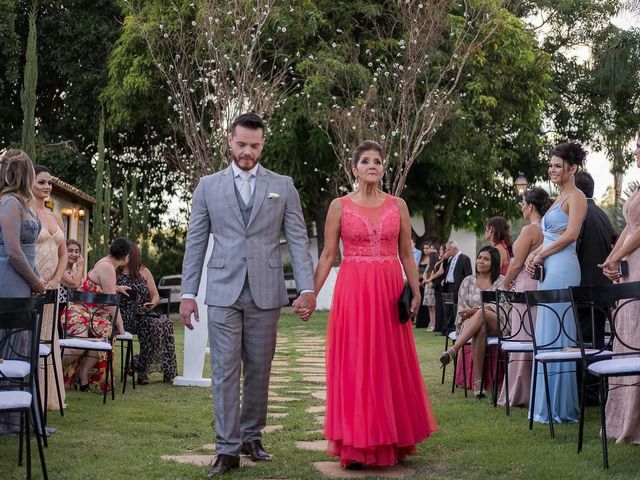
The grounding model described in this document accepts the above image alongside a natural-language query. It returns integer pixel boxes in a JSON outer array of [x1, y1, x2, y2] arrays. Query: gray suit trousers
[[207, 280, 280, 455]]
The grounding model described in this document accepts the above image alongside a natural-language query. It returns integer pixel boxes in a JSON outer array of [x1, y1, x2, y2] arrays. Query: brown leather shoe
[[240, 440, 272, 461], [206, 454, 240, 477]]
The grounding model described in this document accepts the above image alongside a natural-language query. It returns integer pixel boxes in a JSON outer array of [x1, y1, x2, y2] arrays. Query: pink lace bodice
[[624, 187, 640, 235], [340, 195, 400, 262]]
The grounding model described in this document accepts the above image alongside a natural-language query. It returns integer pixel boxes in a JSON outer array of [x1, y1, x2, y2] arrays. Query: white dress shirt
[[445, 251, 461, 284]]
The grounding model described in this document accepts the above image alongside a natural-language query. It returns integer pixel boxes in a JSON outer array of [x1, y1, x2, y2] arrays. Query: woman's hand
[[459, 307, 479, 320], [525, 253, 538, 276], [503, 279, 512, 291], [410, 294, 421, 318], [32, 277, 46, 295], [599, 258, 621, 281], [142, 300, 158, 312], [116, 285, 132, 296], [45, 279, 60, 290]]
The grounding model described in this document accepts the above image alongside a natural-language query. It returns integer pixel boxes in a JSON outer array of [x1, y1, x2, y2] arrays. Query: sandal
[[137, 375, 149, 385], [473, 380, 485, 399], [439, 348, 456, 368]]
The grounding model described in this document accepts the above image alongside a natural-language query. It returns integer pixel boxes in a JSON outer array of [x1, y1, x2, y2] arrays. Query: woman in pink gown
[[600, 129, 640, 444], [313, 140, 437, 469]]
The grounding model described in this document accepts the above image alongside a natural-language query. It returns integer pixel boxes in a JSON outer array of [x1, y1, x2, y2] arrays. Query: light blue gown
[[529, 199, 580, 424]]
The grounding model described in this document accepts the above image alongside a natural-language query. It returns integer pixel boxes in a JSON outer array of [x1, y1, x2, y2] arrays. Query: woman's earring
[[570, 173, 575, 183]]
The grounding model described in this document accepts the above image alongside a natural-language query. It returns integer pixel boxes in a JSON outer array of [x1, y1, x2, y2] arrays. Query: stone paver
[[262, 425, 284, 433], [315, 415, 325, 424], [269, 405, 287, 410], [267, 412, 289, 418], [269, 395, 298, 402], [314, 462, 414, 478], [298, 357, 325, 363], [306, 429, 323, 434], [311, 390, 327, 401], [303, 375, 326, 383], [290, 367, 325, 373], [305, 405, 325, 413], [161, 455, 256, 467], [201, 444, 215, 450], [295, 440, 328, 451]]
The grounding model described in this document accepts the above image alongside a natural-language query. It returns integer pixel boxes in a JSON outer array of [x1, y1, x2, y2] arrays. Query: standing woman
[[485, 216, 512, 275], [427, 245, 447, 333], [421, 250, 440, 331], [32, 165, 67, 412], [525, 141, 587, 424], [314, 140, 437, 469], [599, 129, 640, 444], [498, 187, 549, 408], [0, 149, 45, 434], [415, 243, 432, 328]]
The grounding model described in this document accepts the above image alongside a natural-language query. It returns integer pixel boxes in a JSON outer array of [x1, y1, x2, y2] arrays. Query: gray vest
[[234, 182, 255, 226]]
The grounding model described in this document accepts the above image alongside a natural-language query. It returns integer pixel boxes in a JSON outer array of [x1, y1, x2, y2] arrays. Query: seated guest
[[62, 237, 129, 391], [439, 246, 505, 397], [117, 242, 177, 384], [61, 239, 84, 290]]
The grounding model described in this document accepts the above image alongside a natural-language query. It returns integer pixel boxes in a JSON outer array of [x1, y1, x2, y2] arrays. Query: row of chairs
[[445, 281, 640, 469]]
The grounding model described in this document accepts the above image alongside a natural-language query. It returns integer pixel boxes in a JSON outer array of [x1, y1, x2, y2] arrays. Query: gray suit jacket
[[181, 164, 314, 309]]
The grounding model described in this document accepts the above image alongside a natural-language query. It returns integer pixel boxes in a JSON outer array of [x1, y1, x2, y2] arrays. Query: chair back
[[569, 281, 640, 360], [442, 292, 457, 332], [61, 290, 121, 342], [40, 289, 60, 347], [485, 290, 530, 343], [157, 287, 172, 316], [0, 297, 44, 388], [524, 288, 576, 353]]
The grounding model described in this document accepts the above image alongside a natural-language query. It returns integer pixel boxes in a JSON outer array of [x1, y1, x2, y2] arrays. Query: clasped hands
[[599, 257, 622, 281], [292, 292, 316, 321]]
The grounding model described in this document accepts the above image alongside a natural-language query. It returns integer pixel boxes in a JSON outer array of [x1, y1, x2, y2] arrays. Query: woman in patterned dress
[[116, 242, 177, 384]]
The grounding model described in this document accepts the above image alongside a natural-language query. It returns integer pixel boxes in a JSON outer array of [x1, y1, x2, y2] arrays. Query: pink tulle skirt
[[324, 258, 438, 466]]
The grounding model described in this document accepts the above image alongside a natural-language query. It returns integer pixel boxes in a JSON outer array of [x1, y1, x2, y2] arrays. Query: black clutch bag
[[398, 283, 413, 324]]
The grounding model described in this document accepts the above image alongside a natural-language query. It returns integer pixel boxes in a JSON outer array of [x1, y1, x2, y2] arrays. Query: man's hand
[[292, 292, 316, 321], [180, 298, 200, 330]]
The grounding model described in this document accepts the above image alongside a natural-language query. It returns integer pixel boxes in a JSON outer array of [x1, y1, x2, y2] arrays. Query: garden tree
[[20, 0, 37, 161], [114, 0, 298, 181], [0, 0, 21, 141], [577, 25, 640, 219]]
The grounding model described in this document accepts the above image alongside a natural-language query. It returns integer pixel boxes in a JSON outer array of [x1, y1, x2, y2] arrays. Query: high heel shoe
[[473, 380, 485, 399], [345, 462, 363, 470], [79, 384, 90, 392], [439, 348, 456, 368]]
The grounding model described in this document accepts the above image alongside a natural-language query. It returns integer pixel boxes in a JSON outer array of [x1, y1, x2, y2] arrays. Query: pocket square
[[267, 192, 280, 199]]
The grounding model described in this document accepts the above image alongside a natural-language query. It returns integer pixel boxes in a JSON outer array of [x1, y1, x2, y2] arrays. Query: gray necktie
[[239, 171, 252, 205]]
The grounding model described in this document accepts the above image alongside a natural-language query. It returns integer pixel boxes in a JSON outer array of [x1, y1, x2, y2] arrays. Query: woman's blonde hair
[[0, 149, 35, 204]]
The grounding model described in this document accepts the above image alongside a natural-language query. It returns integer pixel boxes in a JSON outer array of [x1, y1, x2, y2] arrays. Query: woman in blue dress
[[525, 142, 587, 424]]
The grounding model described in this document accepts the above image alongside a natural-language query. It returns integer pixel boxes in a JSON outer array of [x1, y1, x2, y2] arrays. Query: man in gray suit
[[180, 113, 316, 477]]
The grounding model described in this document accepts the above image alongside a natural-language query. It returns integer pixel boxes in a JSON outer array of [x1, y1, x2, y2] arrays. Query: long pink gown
[[324, 195, 437, 467], [604, 187, 640, 444]]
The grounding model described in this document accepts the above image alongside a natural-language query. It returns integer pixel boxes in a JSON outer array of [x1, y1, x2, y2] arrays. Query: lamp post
[[515, 172, 528, 196]]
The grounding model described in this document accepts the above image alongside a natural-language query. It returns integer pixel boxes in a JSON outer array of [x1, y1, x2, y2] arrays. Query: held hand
[[524, 254, 535, 277], [293, 292, 316, 321], [409, 294, 421, 318], [599, 259, 621, 281], [180, 298, 199, 330], [32, 278, 46, 295], [45, 279, 60, 290]]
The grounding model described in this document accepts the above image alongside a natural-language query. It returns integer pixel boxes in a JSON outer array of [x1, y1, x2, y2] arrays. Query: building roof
[[51, 176, 96, 206]]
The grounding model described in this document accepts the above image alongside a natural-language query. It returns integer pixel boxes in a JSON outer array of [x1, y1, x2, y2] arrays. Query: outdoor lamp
[[514, 172, 528, 196]]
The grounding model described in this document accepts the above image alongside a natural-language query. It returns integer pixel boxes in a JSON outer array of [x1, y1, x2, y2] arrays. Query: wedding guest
[[61, 239, 84, 290], [32, 165, 67, 412], [420, 249, 440, 331], [415, 243, 432, 328], [62, 237, 129, 392], [574, 171, 613, 406], [0, 149, 44, 435], [314, 140, 437, 469], [427, 245, 447, 333], [411, 238, 421, 265], [525, 141, 588, 424], [441, 240, 472, 333], [498, 187, 549, 408], [485, 216, 512, 275], [599, 128, 640, 444], [117, 242, 177, 384], [439, 246, 505, 397]]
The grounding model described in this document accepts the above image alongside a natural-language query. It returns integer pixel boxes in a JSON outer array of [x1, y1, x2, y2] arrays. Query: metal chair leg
[[26, 409, 32, 480], [51, 350, 64, 417], [599, 378, 609, 468], [32, 403, 48, 480], [578, 370, 587, 453], [529, 360, 538, 430], [542, 363, 555, 438]]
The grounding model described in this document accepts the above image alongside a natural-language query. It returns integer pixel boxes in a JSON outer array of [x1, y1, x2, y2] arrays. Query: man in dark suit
[[575, 171, 614, 405], [440, 240, 473, 333]]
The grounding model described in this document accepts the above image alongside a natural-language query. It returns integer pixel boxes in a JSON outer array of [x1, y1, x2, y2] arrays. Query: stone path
[[161, 331, 414, 479]]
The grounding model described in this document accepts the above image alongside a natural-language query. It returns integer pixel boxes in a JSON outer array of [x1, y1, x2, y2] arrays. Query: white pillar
[[173, 235, 212, 387]]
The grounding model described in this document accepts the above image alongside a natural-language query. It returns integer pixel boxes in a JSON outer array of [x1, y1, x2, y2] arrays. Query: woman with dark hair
[[62, 237, 130, 391], [439, 246, 505, 397], [117, 242, 177, 384], [314, 140, 437, 470], [498, 187, 550, 408], [415, 243, 433, 328], [525, 141, 588, 424], [599, 128, 640, 443], [420, 250, 440, 330], [32, 165, 68, 411], [485, 216, 512, 275]]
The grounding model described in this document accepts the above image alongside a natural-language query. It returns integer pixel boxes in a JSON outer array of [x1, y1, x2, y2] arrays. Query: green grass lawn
[[1, 312, 639, 479]]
